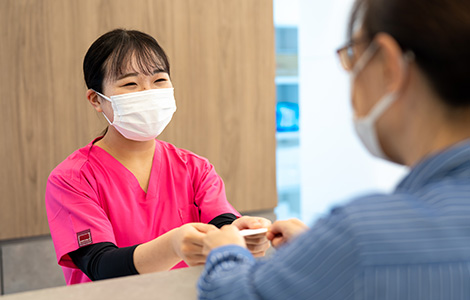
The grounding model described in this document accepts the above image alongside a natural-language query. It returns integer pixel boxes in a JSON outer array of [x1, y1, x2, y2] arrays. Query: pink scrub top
[[45, 138, 240, 285]]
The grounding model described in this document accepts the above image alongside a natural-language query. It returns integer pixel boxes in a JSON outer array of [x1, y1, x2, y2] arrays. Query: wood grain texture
[[0, 0, 276, 240]]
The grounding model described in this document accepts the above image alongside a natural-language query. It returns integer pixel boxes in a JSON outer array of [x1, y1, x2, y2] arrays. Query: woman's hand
[[202, 225, 247, 256], [171, 223, 218, 266], [232, 216, 271, 257], [266, 219, 308, 249]]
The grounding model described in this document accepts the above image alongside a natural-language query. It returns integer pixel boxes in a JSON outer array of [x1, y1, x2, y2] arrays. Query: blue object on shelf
[[276, 102, 299, 132]]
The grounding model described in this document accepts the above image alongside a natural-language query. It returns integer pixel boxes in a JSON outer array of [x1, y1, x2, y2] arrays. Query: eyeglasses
[[336, 38, 370, 71]]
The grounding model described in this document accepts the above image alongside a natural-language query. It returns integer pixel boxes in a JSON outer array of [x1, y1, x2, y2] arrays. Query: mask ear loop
[[93, 90, 114, 125], [350, 42, 380, 78], [392, 50, 415, 99], [403, 51, 415, 63], [354, 49, 415, 122], [401, 51, 415, 82]]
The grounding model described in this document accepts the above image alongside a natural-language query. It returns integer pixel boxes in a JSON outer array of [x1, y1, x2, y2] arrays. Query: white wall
[[274, 0, 299, 27], [297, 0, 408, 225]]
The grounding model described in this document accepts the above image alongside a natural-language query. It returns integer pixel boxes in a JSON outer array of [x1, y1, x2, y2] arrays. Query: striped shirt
[[198, 140, 470, 300]]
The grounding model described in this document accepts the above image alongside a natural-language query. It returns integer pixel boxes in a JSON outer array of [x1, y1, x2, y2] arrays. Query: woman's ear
[[86, 89, 104, 113], [374, 33, 409, 95]]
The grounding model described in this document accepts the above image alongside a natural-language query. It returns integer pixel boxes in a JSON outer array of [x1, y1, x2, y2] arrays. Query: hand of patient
[[266, 219, 308, 249]]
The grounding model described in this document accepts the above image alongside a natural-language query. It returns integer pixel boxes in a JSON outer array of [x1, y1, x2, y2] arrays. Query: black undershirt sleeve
[[69, 213, 237, 281], [208, 213, 238, 228], [69, 242, 139, 281]]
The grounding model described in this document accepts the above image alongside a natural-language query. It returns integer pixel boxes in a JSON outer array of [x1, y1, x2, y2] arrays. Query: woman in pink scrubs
[[45, 29, 271, 285]]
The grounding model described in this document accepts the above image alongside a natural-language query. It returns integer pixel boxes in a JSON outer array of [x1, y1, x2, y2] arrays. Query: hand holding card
[[239, 228, 268, 237]]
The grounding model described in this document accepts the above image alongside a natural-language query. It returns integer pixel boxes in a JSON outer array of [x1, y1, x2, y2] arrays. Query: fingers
[[265, 230, 276, 241], [267, 219, 308, 249], [270, 236, 286, 248], [183, 252, 207, 266], [181, 223, 218, 246], [256, 217, 272, 228], [180, 247, 207, 266], [242, 226, 271, 257], [176, 224, 218, 265], [177, 246, 205, 266], [268, 219, 294, 235], [202, 225, 246, 255], [178, 220, 278, 264], [233, 216, 272, 230], [244, 234, 268, 245], [246, 238, 270, 257], [191, 222, 218, 233], [268, 218, 307, 237]]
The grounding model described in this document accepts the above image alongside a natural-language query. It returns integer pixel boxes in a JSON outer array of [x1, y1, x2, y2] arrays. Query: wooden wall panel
[[0, 0, 276, 240]]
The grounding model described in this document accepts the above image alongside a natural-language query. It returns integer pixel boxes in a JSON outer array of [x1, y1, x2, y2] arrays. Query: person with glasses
[[197, 0, 470, 298]]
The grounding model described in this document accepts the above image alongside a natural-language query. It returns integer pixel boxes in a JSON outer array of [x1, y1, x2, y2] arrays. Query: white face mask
[[95, 88, 177, 141], [353, 93, 398, 160], [350, 42, 398, 160]]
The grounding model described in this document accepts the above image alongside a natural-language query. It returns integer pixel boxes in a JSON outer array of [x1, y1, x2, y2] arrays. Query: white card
[[239, 228, 268, 237]]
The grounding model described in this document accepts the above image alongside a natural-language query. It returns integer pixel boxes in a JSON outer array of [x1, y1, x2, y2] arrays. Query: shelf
[[275, 76, 299, 84], [276, 131, 299, 142]]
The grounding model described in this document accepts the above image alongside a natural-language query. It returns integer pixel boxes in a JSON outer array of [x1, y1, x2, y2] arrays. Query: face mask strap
[[91, 90, 114, 125], [101, 112, 113, 125], [360, 93, 398, 122], [93, 90, 112, 103], [351, 42, 379, 78], [354, 43, 416, 121], [352, 42, 415, 161]]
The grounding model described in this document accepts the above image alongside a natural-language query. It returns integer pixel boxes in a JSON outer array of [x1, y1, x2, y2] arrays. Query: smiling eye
[[154, 78, 166, 83], [122, 82, 137, 87]]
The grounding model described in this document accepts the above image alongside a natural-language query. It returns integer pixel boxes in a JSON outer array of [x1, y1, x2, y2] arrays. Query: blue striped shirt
[[198, 140, 470, 300]]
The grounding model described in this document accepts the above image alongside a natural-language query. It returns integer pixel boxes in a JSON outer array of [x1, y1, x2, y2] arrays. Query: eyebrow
[[152, 68, 167, 75], [116, 68, 167, 80], [117, 72, 139, 80]]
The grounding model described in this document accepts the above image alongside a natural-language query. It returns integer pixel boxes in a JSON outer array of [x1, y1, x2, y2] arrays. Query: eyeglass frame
[[336, 37, 372, 72], [336, 37, 415, 74]]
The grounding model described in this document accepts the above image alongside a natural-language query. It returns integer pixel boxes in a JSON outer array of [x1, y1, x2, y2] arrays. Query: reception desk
[[2, 266, 204, 300]]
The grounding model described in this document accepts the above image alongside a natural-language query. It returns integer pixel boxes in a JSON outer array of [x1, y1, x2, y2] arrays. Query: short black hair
[[83, 29, 170, 93]]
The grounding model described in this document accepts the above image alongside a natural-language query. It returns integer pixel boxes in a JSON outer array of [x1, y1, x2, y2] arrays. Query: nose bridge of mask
[[140, 89, 175, 108], [113, 89, 175, 119], [94, 88, 175, 120], [110, 88, 176, 141]]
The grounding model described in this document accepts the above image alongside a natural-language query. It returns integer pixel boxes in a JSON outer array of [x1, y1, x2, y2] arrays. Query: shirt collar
[[396, 139, 470, 193]]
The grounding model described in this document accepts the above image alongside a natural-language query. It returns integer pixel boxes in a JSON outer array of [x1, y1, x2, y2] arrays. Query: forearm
[[198, 210, 360, 300], [70, 242, 139, 281], [133, 228, 181, 274], [70, 215, 230, 280], [134, 214, 237, 274]]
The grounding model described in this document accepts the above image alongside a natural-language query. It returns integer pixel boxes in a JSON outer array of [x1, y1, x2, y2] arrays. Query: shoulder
[[341, 192, 409, 216], [156, 139, 211, 167], [332, 192, 419, 229], [310, 192, 419, 247], [48, 142, 94, 184]]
